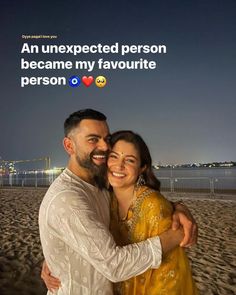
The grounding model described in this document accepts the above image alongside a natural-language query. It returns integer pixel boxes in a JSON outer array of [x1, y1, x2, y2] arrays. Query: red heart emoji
[[82, 76, 94, 87]]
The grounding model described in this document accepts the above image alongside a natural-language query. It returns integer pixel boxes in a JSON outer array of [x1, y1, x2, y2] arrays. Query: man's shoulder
[[41, 169, 110, 206], [40, 170, 86, 205]]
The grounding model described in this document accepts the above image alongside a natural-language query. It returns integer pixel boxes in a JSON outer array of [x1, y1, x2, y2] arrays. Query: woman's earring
[[135, 174, 145, 189]]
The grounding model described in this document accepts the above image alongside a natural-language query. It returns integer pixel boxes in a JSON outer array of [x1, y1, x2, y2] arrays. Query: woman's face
[[107, 140, 143, 189]]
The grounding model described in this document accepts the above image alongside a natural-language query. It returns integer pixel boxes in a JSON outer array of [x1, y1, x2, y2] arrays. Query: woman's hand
[[171, 202, 198, 247], [41, 260, 61, 292]]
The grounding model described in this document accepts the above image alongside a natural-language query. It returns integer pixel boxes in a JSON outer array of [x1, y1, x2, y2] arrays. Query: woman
[[42, 130, 198, 294], [108, 130, 198, 294]]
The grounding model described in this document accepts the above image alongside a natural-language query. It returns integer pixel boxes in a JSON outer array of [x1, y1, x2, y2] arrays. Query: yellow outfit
[[110, 186, 198, 295]]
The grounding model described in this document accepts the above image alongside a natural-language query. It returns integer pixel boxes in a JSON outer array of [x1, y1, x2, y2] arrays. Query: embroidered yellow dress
[[110, 186, 198, 295]]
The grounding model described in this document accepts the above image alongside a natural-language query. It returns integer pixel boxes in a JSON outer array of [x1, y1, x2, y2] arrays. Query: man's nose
[[98, 139, 109, 151]]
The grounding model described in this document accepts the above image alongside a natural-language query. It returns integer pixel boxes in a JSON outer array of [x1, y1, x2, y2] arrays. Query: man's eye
[[88, 138, 98, 143], [105, 136, 111, 144]]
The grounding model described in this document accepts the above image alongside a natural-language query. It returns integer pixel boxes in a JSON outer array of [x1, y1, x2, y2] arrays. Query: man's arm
[[159, 227, 184, 255], [44, 191, 184, 283], [45, 191, 161, 283], [171, 201, 198, 247], [41, 228, 183, 291]]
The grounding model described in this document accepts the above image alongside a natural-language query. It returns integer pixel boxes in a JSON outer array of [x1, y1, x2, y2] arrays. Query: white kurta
[[39, 168, 162, 295]]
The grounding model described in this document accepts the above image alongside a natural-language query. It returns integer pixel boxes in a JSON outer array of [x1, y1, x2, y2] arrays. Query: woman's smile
[[108, 140, 142, 189]]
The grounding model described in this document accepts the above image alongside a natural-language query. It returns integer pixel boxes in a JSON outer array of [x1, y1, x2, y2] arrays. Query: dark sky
[[1, 0, 235, 167]]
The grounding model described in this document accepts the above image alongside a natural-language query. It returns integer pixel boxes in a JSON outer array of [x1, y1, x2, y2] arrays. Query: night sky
[[1, 0, 235, 167]]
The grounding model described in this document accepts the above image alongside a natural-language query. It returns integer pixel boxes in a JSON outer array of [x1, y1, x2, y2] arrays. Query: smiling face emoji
[[95, 76, 107, 88]]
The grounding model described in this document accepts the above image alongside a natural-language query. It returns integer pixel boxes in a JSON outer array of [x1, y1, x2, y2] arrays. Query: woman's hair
[[110, 130, 160, 191]]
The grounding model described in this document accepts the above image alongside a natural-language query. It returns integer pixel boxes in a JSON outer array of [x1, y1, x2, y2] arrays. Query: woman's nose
[[116, 158, 125, 169]]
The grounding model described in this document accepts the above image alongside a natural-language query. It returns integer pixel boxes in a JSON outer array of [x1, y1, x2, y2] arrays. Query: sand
[[0, 188, 236, 295]]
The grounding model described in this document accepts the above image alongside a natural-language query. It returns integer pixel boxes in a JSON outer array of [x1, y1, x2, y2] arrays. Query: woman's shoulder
[[137, 186, 172, 211], [137, 185, 165, 201]]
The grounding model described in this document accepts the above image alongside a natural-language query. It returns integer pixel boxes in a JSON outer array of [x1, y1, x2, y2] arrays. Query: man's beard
[[76, 150, 108, 189]]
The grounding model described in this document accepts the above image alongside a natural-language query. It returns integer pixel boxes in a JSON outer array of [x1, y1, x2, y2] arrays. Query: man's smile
[[92, 154, 107, 164]]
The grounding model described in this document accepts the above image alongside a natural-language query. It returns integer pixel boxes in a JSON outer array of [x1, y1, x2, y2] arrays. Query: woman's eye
[[109, 154, 117, 159], [126, 159, 135, 163]]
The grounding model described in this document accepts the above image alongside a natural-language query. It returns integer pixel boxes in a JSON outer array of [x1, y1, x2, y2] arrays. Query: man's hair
[[64, 109, 107, 136]]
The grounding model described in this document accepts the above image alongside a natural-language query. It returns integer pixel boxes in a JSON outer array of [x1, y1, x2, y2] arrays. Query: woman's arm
[[41, 260, 61, 291]]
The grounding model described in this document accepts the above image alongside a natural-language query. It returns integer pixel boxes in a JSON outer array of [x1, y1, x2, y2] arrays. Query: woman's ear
[[140, 165, 147, 175]]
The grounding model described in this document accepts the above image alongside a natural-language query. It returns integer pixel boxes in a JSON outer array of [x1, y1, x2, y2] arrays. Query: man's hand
[[171, 202, 198, 247], [41, 260, 61, 292], [159, 227, 184, 256]]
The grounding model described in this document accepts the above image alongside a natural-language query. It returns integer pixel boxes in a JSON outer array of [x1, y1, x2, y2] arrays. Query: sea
[[1, 167, 235, 194], [154, 167, 236, 193]]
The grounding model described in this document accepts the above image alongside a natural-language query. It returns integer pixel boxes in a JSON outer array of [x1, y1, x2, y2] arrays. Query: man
[[39, 109, 197, 294]]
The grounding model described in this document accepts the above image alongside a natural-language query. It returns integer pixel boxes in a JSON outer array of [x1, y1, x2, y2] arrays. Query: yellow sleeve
[[136, 192, 173, 240]]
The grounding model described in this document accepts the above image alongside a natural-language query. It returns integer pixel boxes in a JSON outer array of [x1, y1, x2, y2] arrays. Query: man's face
[[68, 119, 110, 187]]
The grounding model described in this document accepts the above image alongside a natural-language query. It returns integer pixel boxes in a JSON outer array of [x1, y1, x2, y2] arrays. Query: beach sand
[[0, 188, 235, 295]]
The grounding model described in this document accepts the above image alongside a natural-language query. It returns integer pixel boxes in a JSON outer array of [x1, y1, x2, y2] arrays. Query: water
[[154, 167, 236, 178], [0, 167, 235, 193], [154, 167, 236, 193]]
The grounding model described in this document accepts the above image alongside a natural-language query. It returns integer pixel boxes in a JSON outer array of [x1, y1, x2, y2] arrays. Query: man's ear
[[63, 137, 74, 155]]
